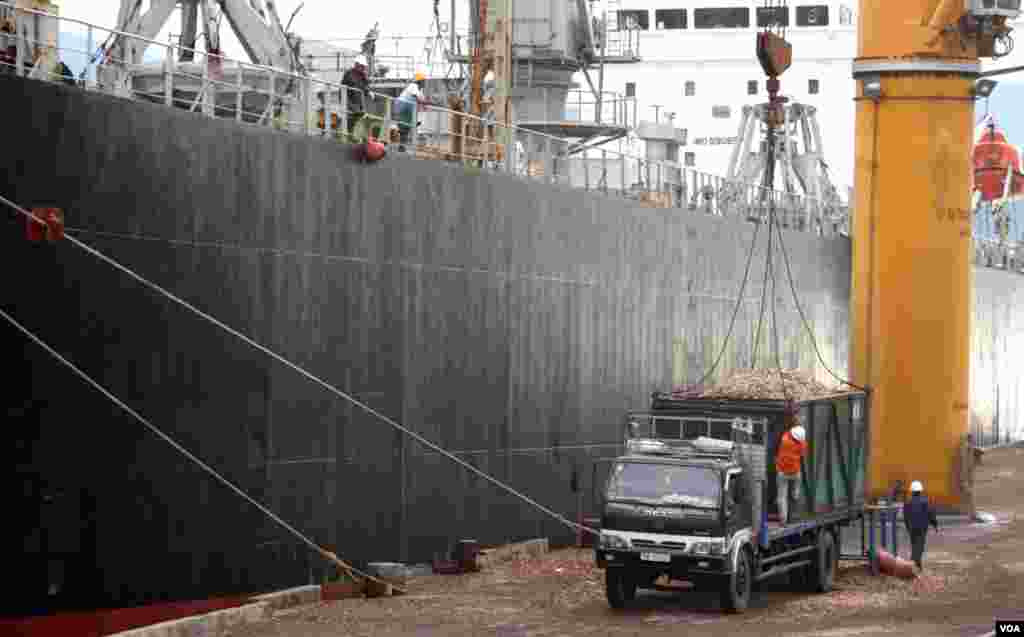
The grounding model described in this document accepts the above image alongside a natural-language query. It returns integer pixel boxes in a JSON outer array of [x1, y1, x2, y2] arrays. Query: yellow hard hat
[[415, 72, 426, 82]]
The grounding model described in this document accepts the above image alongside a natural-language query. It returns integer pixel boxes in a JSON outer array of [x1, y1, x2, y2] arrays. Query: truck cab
[[595, 438, 755, 610], [594, 392, 869, 613]]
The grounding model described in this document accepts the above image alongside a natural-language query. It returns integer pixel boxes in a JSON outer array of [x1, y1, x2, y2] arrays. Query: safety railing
[[0, 2, 871, 241], [975, 237, 1024, 272], [13, 5, 1024, 263], [303, 52, 444, 84], [564, 89, 637, 130]]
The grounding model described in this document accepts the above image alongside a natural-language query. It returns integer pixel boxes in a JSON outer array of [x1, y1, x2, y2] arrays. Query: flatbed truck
[[594, 391, 869, 612]]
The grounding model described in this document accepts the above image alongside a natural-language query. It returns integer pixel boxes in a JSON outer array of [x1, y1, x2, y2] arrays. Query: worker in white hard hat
[[902, 480, 939, 572], [775, 411, 808, 525], [394, 71, 427, 146]]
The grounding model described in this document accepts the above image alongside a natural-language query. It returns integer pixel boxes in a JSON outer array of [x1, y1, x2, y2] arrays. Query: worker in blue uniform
[[903, 480, 939, 572]]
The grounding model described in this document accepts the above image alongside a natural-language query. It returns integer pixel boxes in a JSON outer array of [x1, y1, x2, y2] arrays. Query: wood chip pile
[[672, 369, 846, 401]]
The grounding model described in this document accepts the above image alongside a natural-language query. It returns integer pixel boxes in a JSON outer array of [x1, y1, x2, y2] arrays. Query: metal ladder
[[600, 0, 640, 61]]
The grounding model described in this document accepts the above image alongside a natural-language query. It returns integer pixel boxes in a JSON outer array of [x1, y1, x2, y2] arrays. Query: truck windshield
[[606, 462, 720, 508]]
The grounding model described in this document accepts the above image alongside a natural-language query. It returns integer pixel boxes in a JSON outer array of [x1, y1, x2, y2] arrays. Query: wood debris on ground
[[505, 556, 599, 579], [784, 565, 967, 615], [673, 368, 847, 401]]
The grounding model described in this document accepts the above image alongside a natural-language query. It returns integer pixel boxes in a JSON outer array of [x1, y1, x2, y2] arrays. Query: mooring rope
[[0, 304, 395, 590], [1, 196, 601, 557]]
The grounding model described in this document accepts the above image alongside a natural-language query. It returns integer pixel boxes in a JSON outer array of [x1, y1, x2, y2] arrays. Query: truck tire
[[720, 548, 752, 613], [810, 531, 837, 593], [605, 568, 636, 609]]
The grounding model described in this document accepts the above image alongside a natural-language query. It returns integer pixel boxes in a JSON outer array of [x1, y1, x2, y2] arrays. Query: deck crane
[[712, 0, 848, 234], [452, 0, 511, 162], [100, 0, 305, 102]]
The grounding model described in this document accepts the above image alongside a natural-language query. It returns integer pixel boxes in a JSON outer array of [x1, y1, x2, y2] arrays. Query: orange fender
[[876, 548, 917, 579], [364, 138, 386, 162]]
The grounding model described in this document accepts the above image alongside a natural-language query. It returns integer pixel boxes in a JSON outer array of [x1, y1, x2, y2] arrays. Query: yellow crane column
[[851, 1, 1014, 509]]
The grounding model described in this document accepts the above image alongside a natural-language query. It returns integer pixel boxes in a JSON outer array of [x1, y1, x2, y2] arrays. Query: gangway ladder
[[600, 0, 642, 62]]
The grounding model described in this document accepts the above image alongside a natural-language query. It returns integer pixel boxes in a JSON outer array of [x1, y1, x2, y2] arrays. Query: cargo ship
[[2, 0, 1024, 629]]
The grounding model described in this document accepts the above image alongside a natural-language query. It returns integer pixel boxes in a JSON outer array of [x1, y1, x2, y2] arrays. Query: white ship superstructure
[[593, 0, 858, 187], [592, 0, 1024, 190]]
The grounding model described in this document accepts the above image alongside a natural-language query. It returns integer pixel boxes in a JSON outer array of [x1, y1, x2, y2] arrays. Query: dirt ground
[[234, 446, 1024, 637]]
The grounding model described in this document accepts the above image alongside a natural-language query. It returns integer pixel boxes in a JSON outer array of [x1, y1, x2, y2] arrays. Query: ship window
[[617, 10, 649, 31], [712, 105, 731, 118], [839, 4, 854, 25], [684, 80, 696, 96], [757, 6, 789, 27], [694, 7, 750, 29], [625, 82, 636, 97], [809, 78, 820, 94], [655, 9, 688, 29], [747, 80, 758, 95], [684, 152, 696, 167], [796, 5, 830, 26]]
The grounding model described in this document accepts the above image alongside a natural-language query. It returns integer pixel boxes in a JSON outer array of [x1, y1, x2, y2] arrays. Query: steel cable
[[771, 198, 868, 392], [751, 211, 771, 367], [688, 205, 764, 389], [767, 208, 791, 403], [1, 195, 600, 546], [751, 130, 774, 368], [0, 304, 392, 589]]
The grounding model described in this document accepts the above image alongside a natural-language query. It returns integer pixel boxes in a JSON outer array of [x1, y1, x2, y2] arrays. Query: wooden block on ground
[[322, 581, 365, 600], [478, 538, 549, 568], [363, 580, 393, 598]]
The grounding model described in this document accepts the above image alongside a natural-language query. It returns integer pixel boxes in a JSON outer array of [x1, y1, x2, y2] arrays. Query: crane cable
[[772, 200, 868, 393], [2, 195, 600, 560], [683, 201, 765, 391], [754, 0, 868, 401], [758, 0, 793, 403], [751, 128, 777, 368], [764, 139, 792, 404], [759, 0, 867, 393], [673, 0, 797, 392]]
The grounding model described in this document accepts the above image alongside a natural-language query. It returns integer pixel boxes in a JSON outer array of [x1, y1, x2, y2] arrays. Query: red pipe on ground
[[876, 548, 917, 579]]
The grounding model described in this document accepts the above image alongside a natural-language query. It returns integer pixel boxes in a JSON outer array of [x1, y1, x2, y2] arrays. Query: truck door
[[588, 458, 615, 530], [724, 470, 752, 532]]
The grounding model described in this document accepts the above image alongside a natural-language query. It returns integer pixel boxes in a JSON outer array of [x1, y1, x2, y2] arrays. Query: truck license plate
[[640, 552, 671, 563]]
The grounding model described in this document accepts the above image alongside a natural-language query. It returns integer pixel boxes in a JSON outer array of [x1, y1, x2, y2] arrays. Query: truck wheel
[[605, 568, 636, 609], [811, 531, 837, 593], [720, 548, 752, 613]]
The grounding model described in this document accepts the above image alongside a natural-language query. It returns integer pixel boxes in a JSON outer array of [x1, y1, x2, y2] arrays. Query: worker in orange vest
[[776, 422, 807, 524]]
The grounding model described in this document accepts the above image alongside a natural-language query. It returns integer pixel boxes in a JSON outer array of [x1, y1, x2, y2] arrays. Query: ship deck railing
[[7, 0, 1023, 258], [0, 1, 849, 239]]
